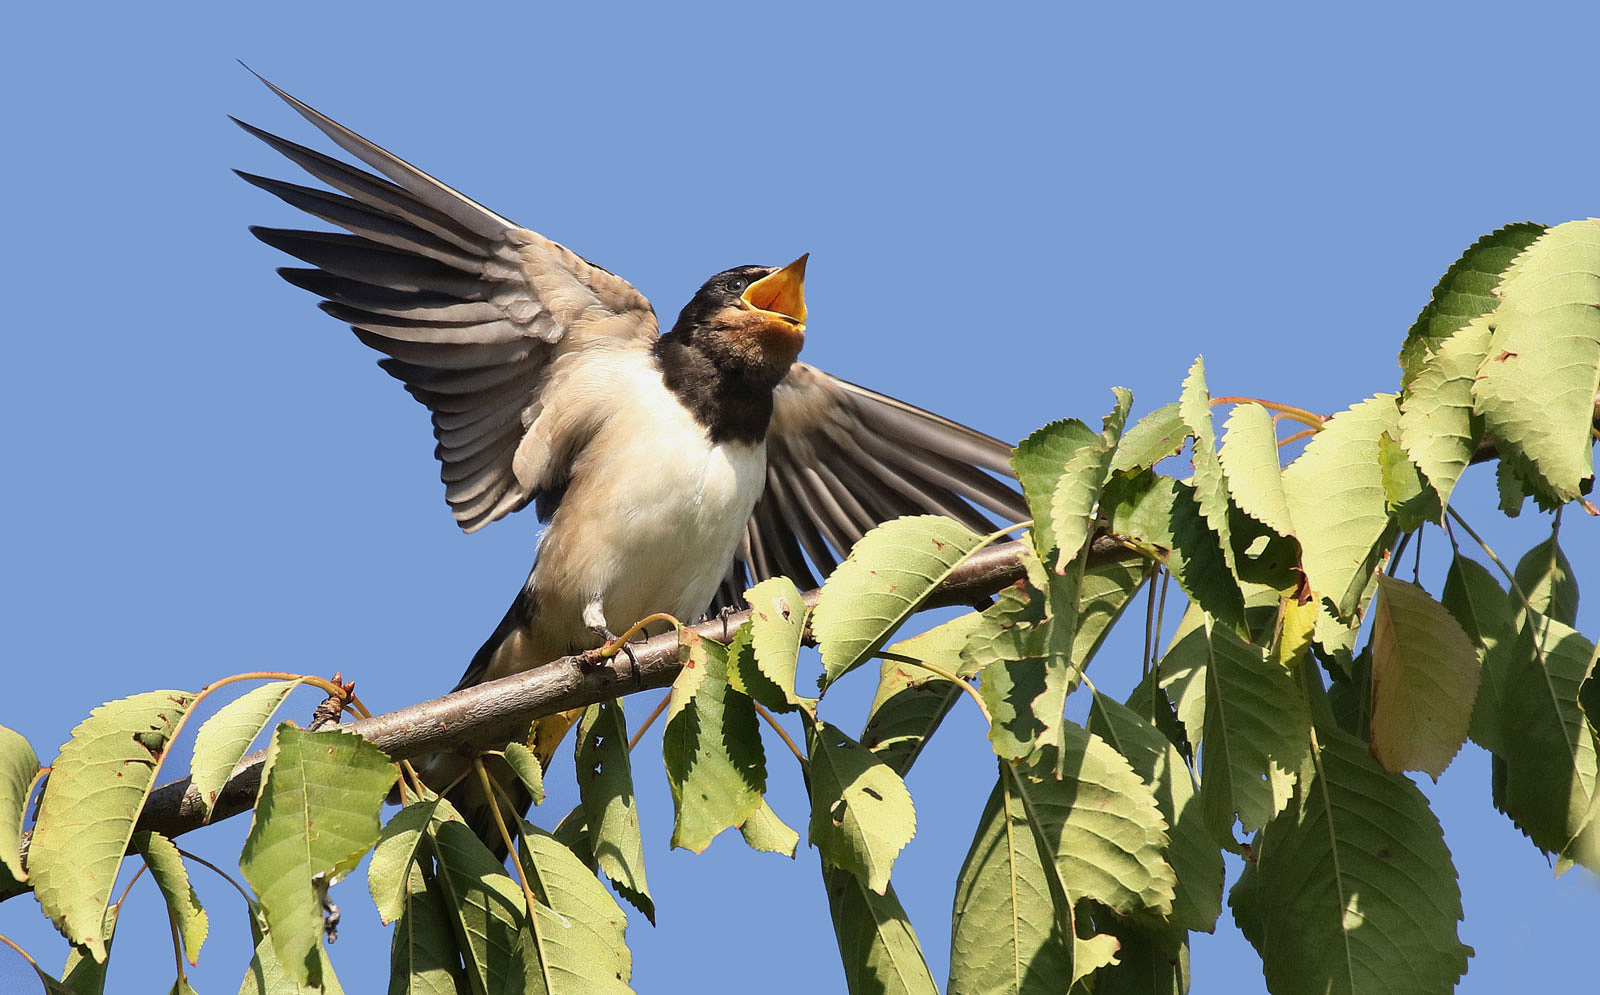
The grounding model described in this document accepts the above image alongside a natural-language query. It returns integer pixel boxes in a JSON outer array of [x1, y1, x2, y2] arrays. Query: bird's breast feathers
[[529, 355, 767, 634]]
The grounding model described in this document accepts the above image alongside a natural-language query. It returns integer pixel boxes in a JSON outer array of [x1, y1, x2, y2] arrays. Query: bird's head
[[666, 254, 809, 382]]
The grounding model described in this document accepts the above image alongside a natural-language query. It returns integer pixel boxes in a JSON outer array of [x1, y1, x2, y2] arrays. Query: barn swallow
[[235, 76, 1026, 840]]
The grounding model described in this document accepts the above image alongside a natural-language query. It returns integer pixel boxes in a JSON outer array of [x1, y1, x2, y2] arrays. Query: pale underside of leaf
[[1218, 401, 1295, 537], [0, 724, 39, 884], [1398, 318, 1491, 509], [190, 679, 303, 819]]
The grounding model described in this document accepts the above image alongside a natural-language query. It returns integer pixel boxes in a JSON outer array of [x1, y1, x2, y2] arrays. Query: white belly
[[526, 373, 766, 653]]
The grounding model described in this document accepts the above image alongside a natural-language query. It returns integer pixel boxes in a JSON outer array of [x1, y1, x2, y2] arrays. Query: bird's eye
[[728, 277, 748, 293]]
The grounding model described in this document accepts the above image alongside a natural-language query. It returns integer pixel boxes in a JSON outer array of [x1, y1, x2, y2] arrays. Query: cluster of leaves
[[2, 218, 1599, 994]]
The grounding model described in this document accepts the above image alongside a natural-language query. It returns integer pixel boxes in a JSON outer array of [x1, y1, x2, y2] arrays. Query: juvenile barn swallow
[[236, 78, 1025, 832]]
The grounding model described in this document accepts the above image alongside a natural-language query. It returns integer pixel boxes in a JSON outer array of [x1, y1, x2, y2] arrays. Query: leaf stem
[[0, 933, 52, 992], [753, 702, 809, 765], [176, 847, 254, 909], [1277, 427, 1318, 449], [877, 652, 993, 727], [473, 758, 540, 918], [626, 693, 671, 752], [1209, 395, 1326, 430]]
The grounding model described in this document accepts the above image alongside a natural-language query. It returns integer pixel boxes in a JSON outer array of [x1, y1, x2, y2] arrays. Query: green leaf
[[1087, 692, 1223, 932], [1281, 394, 1401, 617], [1398, 317, 1491, 509], [502, 742, 546, 808], [239, 725, 396, 987], [428, 816, 533, 995], [1047, 387, 1131, 567], [1082, 908, 1189, 995], [1441, 554, 1519, 756], [806, 717, 916, 895], [740, 576, 814, 712], [663, 631, 766, 853], [1103, 471, 1244, 625], [1397, 221, 1545, 389], [1514, 534, 1578, 626], [1230, 731, 1471, 995], [813, 516, 988, 687], [1111, 400, 1189, 473], [1496, 457, 1530, 517], [239, 928, 347, 995], [1012, 725, 1177, 916], [1218, 401, 1296, 537], [1473, 219, 1600, 504], [370, 799, 444, 926], [190, 679, 302, 820], [132, 830, 208, 965], [1197, 622, 1310, 839], [0, 724, 38, 884], [31, 689, 195, 961], [1178, 358, 1240, 579], [514, 822, 635, 993], [738, 800, 800, 858], [948, 771, 1076, 995], [387, 864, 468, 995], [1367, 575, 1481, 778], [1073, 558, 1149, 672], [60, 901, 118, 995], [1012, 418, 1100, 560], [575, 700, 654, 922], [821, 862, 938, 995], [1494, 612, 1600, 870], [1376, 432, 1440, 532], [968, 549, 1052, 760], [865, 613, 983, 774]]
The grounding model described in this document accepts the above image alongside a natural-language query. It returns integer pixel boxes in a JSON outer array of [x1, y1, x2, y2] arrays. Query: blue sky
[[3, 2, 1597, 992]]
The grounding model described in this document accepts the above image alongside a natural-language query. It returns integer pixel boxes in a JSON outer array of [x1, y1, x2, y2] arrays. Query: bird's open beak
[[742, 254, 809, 325]]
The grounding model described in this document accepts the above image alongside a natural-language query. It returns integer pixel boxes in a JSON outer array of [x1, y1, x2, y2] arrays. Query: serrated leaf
[[575, 700, 653, 922], [741, 576, 814, 712], [387, 864, 468, 995], [1281, 394, 1401, 617], [806, 718, 916, 895], [1494, 612, 1600, 870], [1367, 576, 1481, 778], [1218, 402, 1296, 537], [59, 902, 118, 995], [1376, 432, 1440, 532], [1441, 554, 1520, 759], [1012, 725, 1177, 916], [1398, 221, 1545, 389], [502, 742, 546, 808], [1398, 317, 1491, 509], [1103, 471, 1244, 625], [663, 631, 765, 853], [822, 861, 938, 995], [1198, 622, 1310, 839], [239, 725, 396, 987], [1087, 693, 1222, 932], [1082, 905, 1188, 995], [1230, 730, 1471, 995], [132, 830, 208, 965], [968, 550, 1052, 760], [370, 799, 443, 925], [239, 929, 347, 995], [1111, 400, 1189, 473], [428, 816, 533, 995], [866, 613, 984, 774], [814, 516, 988, 687], [31, 689, 195, 961], [1179, 358, 1240, 581], [190, 679, 303, 820], [1473, 220, 1600, 504], [1012, 418, 1100, 560], [1048, 387, 1131, 568], [514, 822, 635, 993], [738, 800, 800, 857], [1513, 534, 1578, 626], [0, 725, 38, 884]]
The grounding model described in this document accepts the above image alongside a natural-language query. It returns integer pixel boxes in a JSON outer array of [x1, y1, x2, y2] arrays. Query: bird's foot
[[578, 625, 641, 686]]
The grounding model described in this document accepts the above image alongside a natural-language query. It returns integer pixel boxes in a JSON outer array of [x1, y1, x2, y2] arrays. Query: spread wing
[[236, 75, 656, 532], [712, 363, 1027, 609]]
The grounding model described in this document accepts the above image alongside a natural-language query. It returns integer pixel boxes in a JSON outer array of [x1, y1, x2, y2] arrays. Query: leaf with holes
[[806, 718, 916, 895], [663, 631, 766, 854], [576, 700, 654, 922], [740, 576, 814, 711]]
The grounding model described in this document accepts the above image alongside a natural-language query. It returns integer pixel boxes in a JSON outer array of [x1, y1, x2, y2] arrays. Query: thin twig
[[753, 703, 808, 764], [627, 694, 671, 752]]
